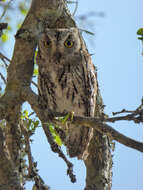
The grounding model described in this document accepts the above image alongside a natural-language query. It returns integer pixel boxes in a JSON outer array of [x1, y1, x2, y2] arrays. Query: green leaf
[[61, 113, 70, 124], [19, 2, 28, 16], [55, 135, 62, 146], [34, 120, 39, 128], [28, 119, 39, 132], [49, 125, 55, 135], [33, 68, 38, 76], [34, 50, 38, 64], [7, 26, 12, 31], [137, 28, 143, 36], [21, 110, 29, 119], [17, 22, 22, 29], [49, 124, 63, 146], [24, 110, 29, 118], [138, 37, 143, 40], [1, 33, 9, 42]]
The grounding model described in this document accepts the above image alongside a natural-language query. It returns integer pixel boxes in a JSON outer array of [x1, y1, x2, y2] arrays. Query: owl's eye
[[64, 40, 74, 48]]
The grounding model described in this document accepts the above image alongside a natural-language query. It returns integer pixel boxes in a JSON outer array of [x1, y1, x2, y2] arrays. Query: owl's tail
[[66, 125, 93, 160]]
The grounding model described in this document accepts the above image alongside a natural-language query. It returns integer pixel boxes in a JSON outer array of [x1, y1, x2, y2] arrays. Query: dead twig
[[31, 81, 38, 88], [20, 120, 50, 189], [0, 52, 11, 63], [0, 72, 6, 84], [42, 122, 76, 183], [0, 0, 13, 20]]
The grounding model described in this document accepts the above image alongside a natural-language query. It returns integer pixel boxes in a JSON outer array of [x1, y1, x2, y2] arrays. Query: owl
[[37, 28, 97, 160]]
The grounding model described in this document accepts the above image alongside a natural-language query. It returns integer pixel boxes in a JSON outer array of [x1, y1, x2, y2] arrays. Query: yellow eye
[[64, 40, 73, 48]]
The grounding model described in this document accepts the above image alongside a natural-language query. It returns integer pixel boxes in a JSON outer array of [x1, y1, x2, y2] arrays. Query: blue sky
[[30, 1, 143, 189], [1, 0, 143, 189], [77, 1, 143, 190]]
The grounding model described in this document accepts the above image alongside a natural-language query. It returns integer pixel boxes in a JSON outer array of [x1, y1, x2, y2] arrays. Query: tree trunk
[[84, 131, 112, 190]]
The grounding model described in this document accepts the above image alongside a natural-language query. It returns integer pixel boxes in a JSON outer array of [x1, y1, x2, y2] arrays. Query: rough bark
[[84, 90, 112, 190], [0, 1, 112, 190]]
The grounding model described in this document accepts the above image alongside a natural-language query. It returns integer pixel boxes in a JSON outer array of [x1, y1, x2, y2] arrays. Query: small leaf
[[138, 37, 143, 40], [34, 120, 39, 128], [21, 110, 29, 119], [61, 113, 70, 124], [33, 68, 38, 76], [1, 33, 9, 42], [34, 50, 38, 64], [137, 28, 143, 36], [24, 110, 29, 118], [7, 26, 12, 31], [49, 124, 63, 146], [19, 2, 28, 16], [49, 125, 55, 135], [55, 135, 63, 146], [17, 22, 22, 29]]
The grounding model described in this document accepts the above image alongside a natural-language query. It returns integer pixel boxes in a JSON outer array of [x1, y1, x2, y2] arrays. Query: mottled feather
[[37, 28, 97, 160]]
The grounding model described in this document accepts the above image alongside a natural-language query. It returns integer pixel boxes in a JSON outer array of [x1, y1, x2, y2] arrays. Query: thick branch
[[23, 88, 143, 154], [73, 116, 143, 153], [0, 127, 24, 190]]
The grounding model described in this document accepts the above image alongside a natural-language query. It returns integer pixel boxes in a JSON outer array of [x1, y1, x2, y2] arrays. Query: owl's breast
[[38, 54, 96, 117]]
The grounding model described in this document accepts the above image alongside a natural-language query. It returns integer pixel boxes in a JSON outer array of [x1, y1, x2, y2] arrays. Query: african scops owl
[[37, 28, 97, 160]]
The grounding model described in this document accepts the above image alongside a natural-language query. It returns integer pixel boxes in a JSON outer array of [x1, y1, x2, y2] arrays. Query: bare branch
[[23, 88, 143, 155], [0, 72, 6, 84], [31, 81, 38, 88], [0, 52, 11, 64], [72, 116, 143, 153], [0, 0, 13, 20], [105, 110, 143, 123], [42, 121, 76, 183]]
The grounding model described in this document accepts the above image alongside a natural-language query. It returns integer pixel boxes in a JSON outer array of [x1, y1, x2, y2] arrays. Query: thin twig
[[42, 122, 76, 183], [72, 1, 78, 16], [112, 109, 135, 115], [28, 112, 35, 117], [21, 121, 50, 189], [0, 0, 13, 20], [0, 52, 11, 64], [0, 72, 6, 84], [31, 81, 38, 88], [105, 111, 143, 123]]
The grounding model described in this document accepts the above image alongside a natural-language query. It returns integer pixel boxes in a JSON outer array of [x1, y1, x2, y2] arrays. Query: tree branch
[[23, 88, 143, 154], [72, 116, 143, 153], [0, 127, 24, 190]]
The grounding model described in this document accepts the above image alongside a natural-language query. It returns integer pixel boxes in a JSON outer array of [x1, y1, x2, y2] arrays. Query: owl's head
[[38, 28, 82, 60]]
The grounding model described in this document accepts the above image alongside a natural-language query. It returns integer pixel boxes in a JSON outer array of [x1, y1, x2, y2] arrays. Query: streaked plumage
[[37, 28, 97, 160]]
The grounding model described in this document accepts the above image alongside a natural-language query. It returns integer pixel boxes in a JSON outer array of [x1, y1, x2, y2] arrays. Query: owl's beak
[[55, 52, 62, 60]]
